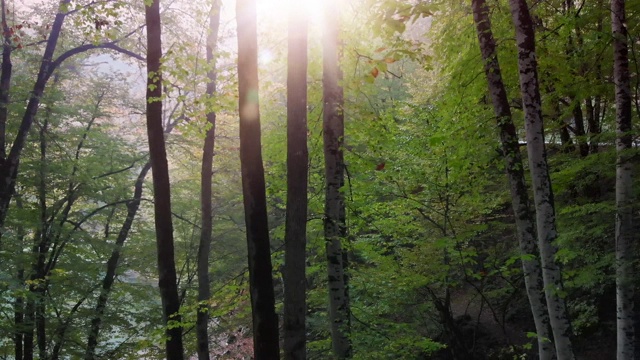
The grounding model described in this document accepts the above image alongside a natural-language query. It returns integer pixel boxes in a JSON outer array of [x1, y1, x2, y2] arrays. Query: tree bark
[[571, 102, 588, 157], [236, 0, 280, 358], [611, 0, 635, 357], [145, 1, 184, 359], [84, 163, 151, 360], [585, 97, 600, 154], [283, 1, 309, 359], [323, 0, 351, 357], [508, 1, 575, 359], [471, 0, 554, 358], [0, 0, 12, 161], [196, 2, 221, 359]]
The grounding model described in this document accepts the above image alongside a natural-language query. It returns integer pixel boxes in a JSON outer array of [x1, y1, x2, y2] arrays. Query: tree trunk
[[283, 2, 309, 359], [145, 1, 184, 359], [236, 0, 280, 358], [323, 0, 351, 357], [585, 98, 600, 154], [0, 0, 12, 161], [611, 0, 635, 357], [508, 1, 575, 359], [471, 0, 554, 358], [196, 2, 221, 360], [571, 102, 588, 157], [84, 163, 151, 360], [0, 0, 69, 235]]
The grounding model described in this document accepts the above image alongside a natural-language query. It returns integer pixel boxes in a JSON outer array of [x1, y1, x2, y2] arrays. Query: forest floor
[[449, 286, 616, 359]]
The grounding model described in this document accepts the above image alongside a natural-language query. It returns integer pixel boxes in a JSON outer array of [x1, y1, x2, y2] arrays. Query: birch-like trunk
[[283, 1, 309, 359], [323, 0, 351, 356], [471, 0, 554, 358], [611, 0, 635, 357], [508, 1, 575, 359]]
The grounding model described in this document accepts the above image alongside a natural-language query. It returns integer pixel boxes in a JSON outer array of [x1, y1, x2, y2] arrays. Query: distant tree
[[508, 0, 575, 359], [236, 0, 280, 357], [196, 1, 221, 359], [283, 1, 309, 359], [144, 0, 184, 359]]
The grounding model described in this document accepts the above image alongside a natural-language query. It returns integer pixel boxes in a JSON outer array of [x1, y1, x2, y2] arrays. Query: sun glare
[[255, 0, 325, 28]]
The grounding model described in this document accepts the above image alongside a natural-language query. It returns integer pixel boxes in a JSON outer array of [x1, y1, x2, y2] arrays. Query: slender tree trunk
[[23, 296, 34, 360], [571, 102, 588, 157], [84, 163, 151, 360], [585, 98, 600, 154], [508, 1, 575, 359], [236, 0, 280, 358], [283, 2, 308, 359], [196, 3, 221, 359], [0, 0, 69, 235], [145, 1, 184, 359], [323, 0, 351, 357], [611, 0, 635, 357], [471, 1, 554, 358], [14, 268, 24, 360], [0, 0, 12, 161]]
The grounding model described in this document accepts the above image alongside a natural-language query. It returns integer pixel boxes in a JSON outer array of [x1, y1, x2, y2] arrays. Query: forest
[[0, 0, 638, 359]]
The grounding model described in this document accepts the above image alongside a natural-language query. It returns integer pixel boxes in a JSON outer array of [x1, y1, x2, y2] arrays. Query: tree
[[283, 1, 309, 358], [0, 0, 70, 236], [236, 0, 280, 357], [323, 0, 351, 357], [508, 0, 575, 359], [471, 0, 553, 358], [145, 0, 184, 358], [196, 1, 221, 359], [611, 0, 634, 357]]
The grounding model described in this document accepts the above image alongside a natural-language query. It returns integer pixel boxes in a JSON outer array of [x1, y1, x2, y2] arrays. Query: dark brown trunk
[[283, 2, 308, 359], [145, 1, 184, 359], [236, 0, 280, 358], [471, 0, 553, 357], [196, 2, 221, 359]]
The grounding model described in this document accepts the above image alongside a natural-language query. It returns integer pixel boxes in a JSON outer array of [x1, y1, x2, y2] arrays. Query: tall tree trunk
[[611, 0, 635, 357], [145, 1, 184, 359], [196, 2, 221, 359], [0, 0, 69, 235], [84, 163, 151, 360], [236, 0, 280, 358], [323, 0, 351, 357], [471, 0, 554, 358], [508, 1, 575, 359], [0, 0, 12, 161], [283, 1, 308, 359]]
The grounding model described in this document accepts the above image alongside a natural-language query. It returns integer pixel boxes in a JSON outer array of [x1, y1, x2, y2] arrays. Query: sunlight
[[255, 0, 325, 28]]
